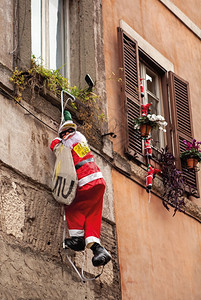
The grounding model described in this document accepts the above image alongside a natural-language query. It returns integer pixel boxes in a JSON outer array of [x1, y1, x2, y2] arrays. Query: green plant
[[10, 56, 78, 102], [9, 56, 105, 142]]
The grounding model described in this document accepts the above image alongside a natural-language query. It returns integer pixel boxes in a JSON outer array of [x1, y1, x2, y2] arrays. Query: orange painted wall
[[113, 170, 201, 300], [102, 0, 201, 151], [102, 0, 201, 198], [170, 0, 201, 28], [102, 0, 201, 299]]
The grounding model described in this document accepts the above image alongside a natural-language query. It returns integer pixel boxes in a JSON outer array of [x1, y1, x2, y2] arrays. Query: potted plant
[[180, 139, 201, 169], [133, 114, 167, 138]]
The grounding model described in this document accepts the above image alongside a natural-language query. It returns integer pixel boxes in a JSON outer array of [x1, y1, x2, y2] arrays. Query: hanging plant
[[160, 146, 187, 216], [133, 113, 167, 137], [180, 139, 201, 170]]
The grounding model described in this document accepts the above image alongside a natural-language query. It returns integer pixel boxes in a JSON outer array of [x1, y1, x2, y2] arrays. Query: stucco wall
[[102, 0, 201, 299], [101, 0, 201, 197], [102, 0, 201, 143], [113, 170, 201, 300], [168, 0, 201, 28], [0, 0, 121, 298]]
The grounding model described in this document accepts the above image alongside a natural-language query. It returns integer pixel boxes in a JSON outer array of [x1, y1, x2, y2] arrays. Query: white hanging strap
[[63, 211, 66, 249], [81, 250, 104, 281], [148, 190, 151, 203], [60, 90, 76, 125], [63, 211, 85, 282], [65, 250, 104, 283], [66, 251, 86, 283]]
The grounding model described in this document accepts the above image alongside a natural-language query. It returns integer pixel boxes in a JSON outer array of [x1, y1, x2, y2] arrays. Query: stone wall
[[0, 0, 121, 298], [0, 157, 121, 300]]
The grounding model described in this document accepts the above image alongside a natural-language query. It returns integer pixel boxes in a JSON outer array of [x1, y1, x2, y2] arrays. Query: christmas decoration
[[141, 103, 151, 116], [140, 78, 144, 98], [133, 99, 165, 196], [144, 138, 152, 159], [146, 164, 161, 193], [50, 109, 111, 269]]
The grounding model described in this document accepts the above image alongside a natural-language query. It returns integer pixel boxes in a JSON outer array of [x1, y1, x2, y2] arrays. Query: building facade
[[0, 0, 121, 299], [0, 0, 201, 300], [101, 0, 201, 299]]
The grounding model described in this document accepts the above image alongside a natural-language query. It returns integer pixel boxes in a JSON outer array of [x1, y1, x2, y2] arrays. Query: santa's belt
[[75, 158, 94, 170]]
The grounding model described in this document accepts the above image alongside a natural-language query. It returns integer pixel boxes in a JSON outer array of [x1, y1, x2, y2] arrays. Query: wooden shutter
[[168, 72, 199, 197], [118, 28, 142, 158]]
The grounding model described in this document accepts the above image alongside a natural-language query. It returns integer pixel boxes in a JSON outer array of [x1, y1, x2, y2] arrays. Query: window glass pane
[[49, 0, 60, 70], [31, 0, 68, 75], [31, 0, 41, 59], [148, 94, 158, 115], [146, 69, 156, 95]]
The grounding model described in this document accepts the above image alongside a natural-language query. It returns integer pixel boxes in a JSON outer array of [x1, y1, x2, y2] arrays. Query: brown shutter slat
[[127, 96, 142, 154], [169, 71, 199, 197], [118, 28, 142, 157]]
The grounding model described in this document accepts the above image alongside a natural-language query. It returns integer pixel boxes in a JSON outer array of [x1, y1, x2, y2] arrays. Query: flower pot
[[186, 158, 198, 169], [140, 124, 151, 138]]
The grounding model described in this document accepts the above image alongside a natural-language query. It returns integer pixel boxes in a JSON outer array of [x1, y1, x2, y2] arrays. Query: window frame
[[139, 62, 165, 151], [31, 0, 70, 78], [118, 25, 199, 197]]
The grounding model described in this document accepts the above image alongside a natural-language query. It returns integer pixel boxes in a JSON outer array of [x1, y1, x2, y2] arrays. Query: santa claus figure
[[141, 103, 151, 116], [146, 164, 161, 193], [144, 138, 152, 159], [50, 111, 111, 267], [140, 78, 144, 98]]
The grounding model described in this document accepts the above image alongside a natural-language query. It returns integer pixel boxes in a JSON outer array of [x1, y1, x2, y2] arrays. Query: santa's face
[[60, 128, 75, 140]]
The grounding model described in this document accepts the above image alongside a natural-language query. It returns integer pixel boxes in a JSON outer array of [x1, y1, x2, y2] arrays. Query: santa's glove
[[50, 137, 62, 151]]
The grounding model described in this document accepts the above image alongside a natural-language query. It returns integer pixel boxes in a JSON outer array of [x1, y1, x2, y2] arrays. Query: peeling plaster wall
[[0, 163, 121, 299], [1, 181, 25, 239], [0, 0, 121, 298]]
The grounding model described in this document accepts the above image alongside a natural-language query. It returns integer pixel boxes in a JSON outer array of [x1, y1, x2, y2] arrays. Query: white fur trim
[[62, 131, 87, 149], [69, 229, 84, 237], [85, 236, 100, 246], [53, 137, 62, 142], [78, 172, 103, 187], [59, 121, 77, 133]]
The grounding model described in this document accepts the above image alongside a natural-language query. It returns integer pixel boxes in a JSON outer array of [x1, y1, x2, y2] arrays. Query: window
[[31, 0, 70, 78], [118, 26, 199, 197], [140, 63, 165, 153]]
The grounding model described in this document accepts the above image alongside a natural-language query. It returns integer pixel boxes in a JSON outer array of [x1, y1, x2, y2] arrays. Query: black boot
[[91, 243, 111, 267], [64, 237, 85, 251]]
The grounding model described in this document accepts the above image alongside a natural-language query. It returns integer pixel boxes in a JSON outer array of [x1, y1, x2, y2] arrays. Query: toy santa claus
[[50, 111, 111, 267], [144, 138, 152, 159], [146, 164, 161, 193]]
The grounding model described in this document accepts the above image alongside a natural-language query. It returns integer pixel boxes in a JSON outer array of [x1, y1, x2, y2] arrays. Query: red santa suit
[[141, 103, 151, 116], [144, 138, 152, 158], [51, 131, 105, 247], [146, 165, 161, 192]]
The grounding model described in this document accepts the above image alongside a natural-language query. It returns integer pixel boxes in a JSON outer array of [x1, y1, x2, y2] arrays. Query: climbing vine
[[160, 146, 187, 216]]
